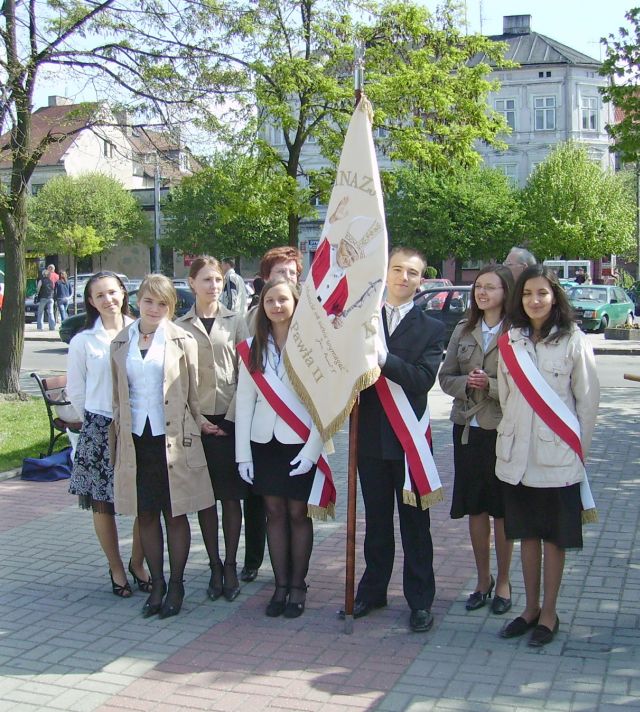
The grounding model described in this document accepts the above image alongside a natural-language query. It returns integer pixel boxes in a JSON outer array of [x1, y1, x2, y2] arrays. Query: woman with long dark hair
[[176, 256, 249, 602], [235, 278, 328, 618], [67, 271, 149, 597], [496, 265, 600, 646], [439, 265, 515, 615]]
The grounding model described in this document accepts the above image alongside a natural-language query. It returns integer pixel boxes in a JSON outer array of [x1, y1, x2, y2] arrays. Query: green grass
[[0, 397, 70, 471]]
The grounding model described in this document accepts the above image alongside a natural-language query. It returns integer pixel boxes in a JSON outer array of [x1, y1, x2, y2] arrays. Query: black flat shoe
[[338, 598, 388, 620], [491, 583, 513, 615], [283, 584, 307, 619], [499, 612, 540, 639], [109, 569, 133, 598], [409, 609, 434, 633], [223, 562, 240, 602], [528, 616, 560, 647], [159, 579, 185, 619], [128, 559, 152, 593], [207, 559, 223, 601], [142, 578, 166, 618], [266, 585, 288, 617], [240, 567, 259, 582], [465, 575, 495, 611]]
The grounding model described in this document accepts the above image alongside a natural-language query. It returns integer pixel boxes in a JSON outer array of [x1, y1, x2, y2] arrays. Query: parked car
[[413, 285, 472, 346], [568, 285, 635, 332], [59, 286, 196, 344], [419, 278, 453, 291]]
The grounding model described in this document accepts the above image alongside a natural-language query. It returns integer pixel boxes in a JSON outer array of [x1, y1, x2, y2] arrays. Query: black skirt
[[450, 424, 504, 519], [502, 481, 583, 550], [251, 438, 316, 502], [202, 415, 247, 501], [133, 419, 171, 514]]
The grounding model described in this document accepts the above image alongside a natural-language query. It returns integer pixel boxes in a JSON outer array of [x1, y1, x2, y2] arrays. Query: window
[[103, 139, 114, 158], [534, 96, 556, 130], [581, 97, 598, 131], [495, 98, 516, 130], [496, 163, 518, 182], [31, 183, 45, 196], [373, 126, 390, 139]]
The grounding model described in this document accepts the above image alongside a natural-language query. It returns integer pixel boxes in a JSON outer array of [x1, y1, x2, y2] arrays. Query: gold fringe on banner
[[403, 488, 444, 509], [283, 351, 380, 443], [402, 490, 417, 507], [307, 502, 336, 521], [581, 508, 598, 524]]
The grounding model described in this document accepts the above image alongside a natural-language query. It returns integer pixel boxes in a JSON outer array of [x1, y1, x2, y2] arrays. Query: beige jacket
[[495, 326, 600, 488], [109, 320, 214, 517], [176, 304, 249, 418], [439, 320, 502, 435]]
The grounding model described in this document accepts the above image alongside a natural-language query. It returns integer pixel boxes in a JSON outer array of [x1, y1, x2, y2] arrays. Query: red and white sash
[[374, 376, 443, 509], [498, 332, 597, 523], [237, 339, 336, 519]]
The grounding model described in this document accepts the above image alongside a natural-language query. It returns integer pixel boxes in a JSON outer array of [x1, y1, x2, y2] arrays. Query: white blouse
[[67, 316, 134, 419], [126, 320, 166, 436]]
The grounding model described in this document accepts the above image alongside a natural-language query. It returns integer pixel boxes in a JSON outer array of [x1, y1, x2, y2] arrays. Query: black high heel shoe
[[159, 578, 185, 619], [207, 559, 223, 601], [109, 569, 133, 598], [128, 559, 152, 593], [265, 585, 288, 617], [465, 575, 495, 611], [284, 584, 308, 619], [223, 561, 240, 602], [142, 577, 166, 618]]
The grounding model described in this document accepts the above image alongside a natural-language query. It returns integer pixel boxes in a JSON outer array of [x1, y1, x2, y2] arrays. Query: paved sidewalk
[[1, 387, 639, 711]]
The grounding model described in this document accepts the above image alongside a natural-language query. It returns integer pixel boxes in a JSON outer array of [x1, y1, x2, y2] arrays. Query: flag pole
[[343, 39, 365, 635]]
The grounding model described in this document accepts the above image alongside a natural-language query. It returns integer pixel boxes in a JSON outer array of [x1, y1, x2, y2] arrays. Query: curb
[[0, 468, 21, 482], [593, 346, 640, 355]]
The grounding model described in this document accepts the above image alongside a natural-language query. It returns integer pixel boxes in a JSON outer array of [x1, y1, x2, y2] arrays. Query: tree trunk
[[288, 212, 299, 248], [0, 196, 28, 393]]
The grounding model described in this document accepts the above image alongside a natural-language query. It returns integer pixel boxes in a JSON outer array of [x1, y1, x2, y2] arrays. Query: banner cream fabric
[[284, 96, 387, 442]]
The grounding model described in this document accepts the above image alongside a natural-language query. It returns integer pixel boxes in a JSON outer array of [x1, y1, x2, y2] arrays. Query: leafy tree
[[385, 165, 521, 269], [0, 0, 228, 393], [162, 154, 290, 258], [203, 0, 513, 247], [29, 173, 145, 306], [601, 8, 640, 164], [519, 142, 635, 260]]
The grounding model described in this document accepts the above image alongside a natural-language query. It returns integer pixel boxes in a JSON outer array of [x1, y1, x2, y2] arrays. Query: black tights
[[138, 508, 190, 607], [264, 496, 312, 604], [198, 500, 242, 587]]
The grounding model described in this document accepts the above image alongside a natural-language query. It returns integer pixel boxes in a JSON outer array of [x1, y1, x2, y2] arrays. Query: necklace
[[140, 328, 157, 342]]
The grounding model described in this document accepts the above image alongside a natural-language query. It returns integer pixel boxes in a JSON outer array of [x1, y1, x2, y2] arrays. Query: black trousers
[[242, 489, 266, 570], [356, 455, 435, 611]]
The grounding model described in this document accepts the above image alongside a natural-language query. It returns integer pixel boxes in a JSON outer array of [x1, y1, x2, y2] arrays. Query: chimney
[[48, 96, 73, 107], [503, 15, 531, 35]]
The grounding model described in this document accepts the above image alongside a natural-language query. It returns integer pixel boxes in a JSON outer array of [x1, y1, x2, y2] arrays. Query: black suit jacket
[[358, 304, 445, 460]]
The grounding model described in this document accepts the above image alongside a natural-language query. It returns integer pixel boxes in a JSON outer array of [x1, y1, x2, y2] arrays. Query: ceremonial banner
[[284, 96, 387, 441]]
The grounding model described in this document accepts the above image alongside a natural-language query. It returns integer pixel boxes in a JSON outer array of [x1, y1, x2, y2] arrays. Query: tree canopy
[[519, 142, 635, 259], [384, 165, 521, 266]]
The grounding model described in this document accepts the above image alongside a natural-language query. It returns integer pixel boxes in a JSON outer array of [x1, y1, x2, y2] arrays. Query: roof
[[0, 103, 97, 169], [470, 30, 601, 69]]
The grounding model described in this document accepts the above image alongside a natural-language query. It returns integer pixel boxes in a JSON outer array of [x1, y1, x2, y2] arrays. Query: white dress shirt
[[126, 320, 167, 436], [385, 300, 414, 334], [67, 316, 134, 419]]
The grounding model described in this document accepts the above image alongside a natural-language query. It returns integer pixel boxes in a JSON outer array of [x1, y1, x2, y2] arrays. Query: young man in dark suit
[[349, 246, 445, 632]]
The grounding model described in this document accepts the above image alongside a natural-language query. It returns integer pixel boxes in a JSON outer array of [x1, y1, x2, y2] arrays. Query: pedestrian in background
[[496, 265, 599, 647], [235, 278, 325, 618], [503, 247, 536, 281], [177, 256, 250, 603], [221, 258, 248, 314], [55, 271, 73, 323], [110, 274, 215, 619], [36, 268, 56, 331], [439, 265, 514, 616], [67, 271, 149, 598]]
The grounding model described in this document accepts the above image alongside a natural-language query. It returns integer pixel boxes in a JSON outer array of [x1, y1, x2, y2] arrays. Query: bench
[[30, 372, 83, 457]]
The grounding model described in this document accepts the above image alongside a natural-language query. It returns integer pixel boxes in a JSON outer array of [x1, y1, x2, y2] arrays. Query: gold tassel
[[307, 502, 336, 521], [403, 489, 417, 507], [420, 488, 444, 510], [581, 508, 598, 524]]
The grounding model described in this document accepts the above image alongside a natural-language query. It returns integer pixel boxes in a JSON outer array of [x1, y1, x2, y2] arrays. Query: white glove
[[375, 330, 388, 367], [238, 461, 254, 484], [290, 456, 313, 476]]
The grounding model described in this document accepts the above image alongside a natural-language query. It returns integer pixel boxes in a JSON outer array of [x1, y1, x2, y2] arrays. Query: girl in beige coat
[[111, 275, 215, 619], [439, 265, 514, 615], [176, 256, 249, 603]]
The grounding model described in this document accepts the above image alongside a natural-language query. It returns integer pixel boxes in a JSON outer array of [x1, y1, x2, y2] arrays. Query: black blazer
[[358, 304, 445, 460]]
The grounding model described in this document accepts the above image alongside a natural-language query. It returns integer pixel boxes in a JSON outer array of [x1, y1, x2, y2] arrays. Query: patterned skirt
[[69, 411, 115, 514]]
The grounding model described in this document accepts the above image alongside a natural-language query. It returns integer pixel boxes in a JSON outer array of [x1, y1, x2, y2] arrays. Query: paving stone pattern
[[0, 388, 638, 711]]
